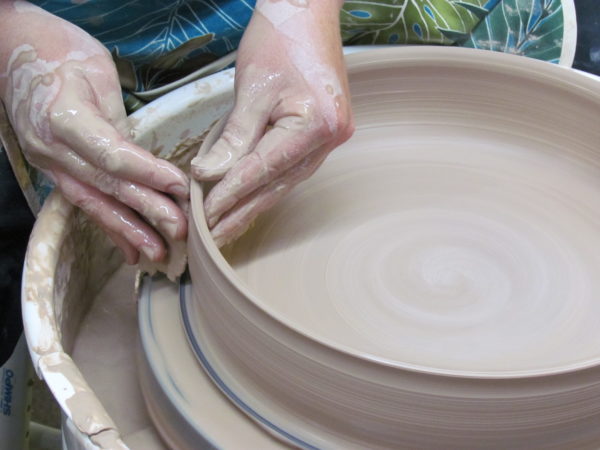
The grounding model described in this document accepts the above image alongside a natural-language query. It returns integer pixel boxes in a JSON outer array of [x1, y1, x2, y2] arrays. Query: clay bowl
[[187, 47, 600, 448]]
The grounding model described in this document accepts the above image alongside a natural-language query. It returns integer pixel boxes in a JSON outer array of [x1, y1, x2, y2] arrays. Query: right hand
[[191, 0, 353, 247], [1, 4, 189, 264]]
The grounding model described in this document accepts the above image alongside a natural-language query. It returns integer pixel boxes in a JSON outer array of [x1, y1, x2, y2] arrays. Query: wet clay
[[187, 48, 600, 448], [72, 263, 285, 449], [71, 264, 160, 448], [220, 61, 600, 374]]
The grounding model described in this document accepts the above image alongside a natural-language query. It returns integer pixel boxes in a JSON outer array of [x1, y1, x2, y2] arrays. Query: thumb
[[191, 102, 268, 181]]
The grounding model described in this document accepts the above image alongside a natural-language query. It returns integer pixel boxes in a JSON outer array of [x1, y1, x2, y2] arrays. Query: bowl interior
[[202, 48, 600, 376]]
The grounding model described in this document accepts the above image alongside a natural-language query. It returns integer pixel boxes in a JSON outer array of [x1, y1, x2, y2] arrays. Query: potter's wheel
[[139, 48, 600, 449], [137, 273, 286, 449]]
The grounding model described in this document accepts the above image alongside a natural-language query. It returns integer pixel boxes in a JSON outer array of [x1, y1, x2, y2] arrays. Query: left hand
[[0, 3, 189, 264], [191, 0, 353, 247]]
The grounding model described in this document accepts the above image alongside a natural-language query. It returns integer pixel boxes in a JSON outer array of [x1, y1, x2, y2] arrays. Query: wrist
[[255, 0, 344, 21]]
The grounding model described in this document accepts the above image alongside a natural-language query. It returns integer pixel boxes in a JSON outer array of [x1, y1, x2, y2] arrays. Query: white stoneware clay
[[182, 47, 600, 448]]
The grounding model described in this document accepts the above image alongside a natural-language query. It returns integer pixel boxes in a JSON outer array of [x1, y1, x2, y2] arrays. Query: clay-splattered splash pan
[[141, 47, 600, 449]]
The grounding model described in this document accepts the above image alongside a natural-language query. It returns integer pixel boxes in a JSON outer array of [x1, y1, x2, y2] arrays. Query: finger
[[54, 171, 166, 262], [59, 151, 187, 241], [96, 92, 132, 138], [210, 145, 329, 247], [191, 100, 270, 181], [49, 100, 189, 199], [204, 115, 325, 227], [85, 69, 131, 136], [105, 229, 139, 265]]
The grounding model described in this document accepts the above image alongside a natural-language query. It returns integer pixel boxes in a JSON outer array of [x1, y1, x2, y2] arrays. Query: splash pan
[[149, 48, 600, 448]]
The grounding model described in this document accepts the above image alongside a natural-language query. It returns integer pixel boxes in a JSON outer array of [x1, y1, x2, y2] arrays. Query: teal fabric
[[30, 0, 256, 92], [30, 0, 500, 93], [341, 0, 501, 45]]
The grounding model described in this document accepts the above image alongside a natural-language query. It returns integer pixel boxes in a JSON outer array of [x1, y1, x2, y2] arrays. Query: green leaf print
[[340, 0, 496, 45]]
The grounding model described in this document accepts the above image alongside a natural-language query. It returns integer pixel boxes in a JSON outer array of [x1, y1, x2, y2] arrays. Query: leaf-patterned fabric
[[30, 0, 256, 92], [30, 0, 501, 93], [341, 0, 501, 45]]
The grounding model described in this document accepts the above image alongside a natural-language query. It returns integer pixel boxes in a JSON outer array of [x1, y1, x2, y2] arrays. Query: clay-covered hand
[[191, 0, 353, 247], [0, 2, 188, 264]]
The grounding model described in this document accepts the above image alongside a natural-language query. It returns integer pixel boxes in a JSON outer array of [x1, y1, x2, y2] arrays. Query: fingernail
[[212, 235, 226, 248], [203, 199, 216, 228], [210, 222, 238, 248], [170, 183, 189, 198], [207, 213, 219, 229], [141, 244, 162, 262], [162, 220, 180, 240], [192, 152, 232, 179], [211, 227, 227, 248]]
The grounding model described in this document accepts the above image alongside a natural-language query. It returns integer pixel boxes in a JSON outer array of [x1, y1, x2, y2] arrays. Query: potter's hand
[[0, 2, 188, 264], [191, 0, 353, 247]]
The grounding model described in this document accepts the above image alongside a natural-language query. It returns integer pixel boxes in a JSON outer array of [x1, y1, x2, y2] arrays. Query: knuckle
[[48, 108, 66, 129], [218, 123, 246, 151], [245, 151, 270, 180], [93, 170, 120, 196], [305, 111, 335, 142], [297, 155, 314, 172], [319, 106, 355, 145], [310, 116, 336, 142], [300, 99, 318, 119], [71, 194, 98, 217], [142, 164, 160, 188], [281, 96, 317, 129], [97, 146, 123, 173], [338, 118, 355, 144], [48, 108, 75, 138]]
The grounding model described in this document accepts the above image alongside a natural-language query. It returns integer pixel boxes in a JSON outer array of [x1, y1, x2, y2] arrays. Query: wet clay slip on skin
[[184, 47, 600, 448]]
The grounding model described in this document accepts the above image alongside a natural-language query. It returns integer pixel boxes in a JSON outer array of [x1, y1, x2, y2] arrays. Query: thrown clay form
[[137, 274, 284, 449], [183, 47, 600, 448]]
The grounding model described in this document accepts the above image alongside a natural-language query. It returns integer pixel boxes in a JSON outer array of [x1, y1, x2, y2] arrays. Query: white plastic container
[[21, 68, 235, 449], [0, 335, 31, 450]]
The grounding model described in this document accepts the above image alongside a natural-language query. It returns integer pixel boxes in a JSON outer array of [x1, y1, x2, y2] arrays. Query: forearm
[[0, 1, 107, 97], [255, 0, 345, 19], [253, 0, 345, 50]]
